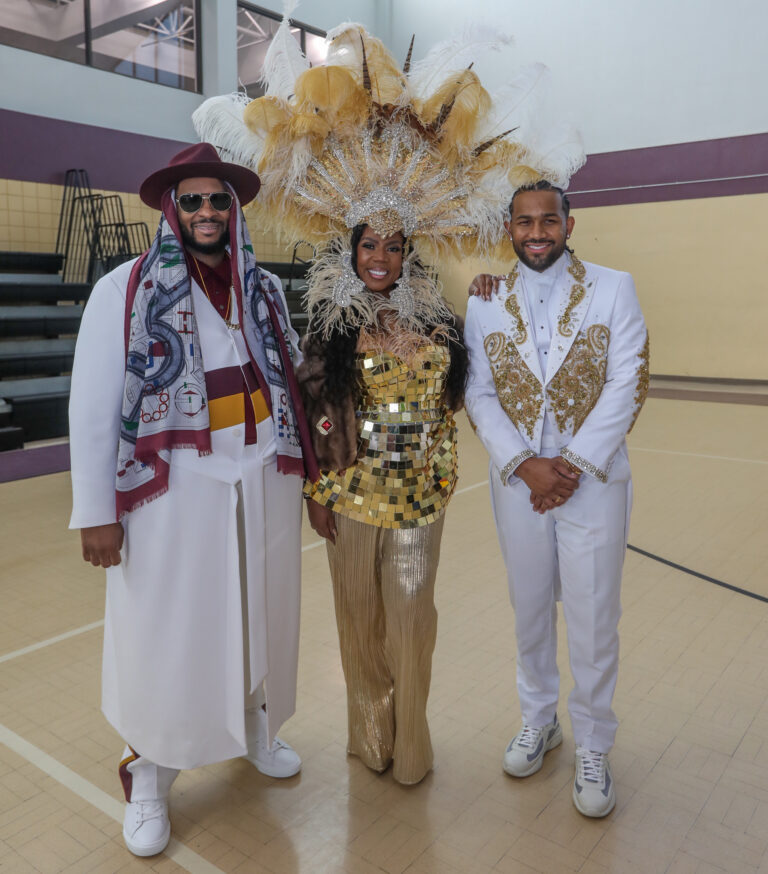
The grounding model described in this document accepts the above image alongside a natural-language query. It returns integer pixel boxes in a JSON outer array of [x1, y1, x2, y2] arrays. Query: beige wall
[[0, 180, 294, 264], [439, 193, 768, 381], [4, 180, 765, 380]]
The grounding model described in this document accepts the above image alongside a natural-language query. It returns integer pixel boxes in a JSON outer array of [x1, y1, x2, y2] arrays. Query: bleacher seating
[[0, 252, 81, 446], [0, 249, 311, 451]]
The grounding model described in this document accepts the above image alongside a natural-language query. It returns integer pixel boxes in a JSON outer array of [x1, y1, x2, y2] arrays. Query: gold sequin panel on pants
[[326, 512, 445, 785]]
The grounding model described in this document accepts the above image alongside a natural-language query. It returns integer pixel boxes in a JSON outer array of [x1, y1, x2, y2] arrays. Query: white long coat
[[69, 259, 302, 770]]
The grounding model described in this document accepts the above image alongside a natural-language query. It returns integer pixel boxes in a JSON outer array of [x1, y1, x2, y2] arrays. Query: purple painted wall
[[0, 108, 191, 193], [569, 132, 768, 208], [1, 108, 766, 206]]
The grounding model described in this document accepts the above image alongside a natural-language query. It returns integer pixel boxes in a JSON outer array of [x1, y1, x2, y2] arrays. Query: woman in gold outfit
[[192, 5, 583, 787], [299, 223, 467, 784]]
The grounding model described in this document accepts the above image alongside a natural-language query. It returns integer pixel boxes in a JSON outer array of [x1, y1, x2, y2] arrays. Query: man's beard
[[180, 223, 230, 256], [514, 239, 567, 273]]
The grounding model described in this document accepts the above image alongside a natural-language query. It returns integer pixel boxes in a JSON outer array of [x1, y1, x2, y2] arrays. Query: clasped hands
[[515, 456, 580, 514]]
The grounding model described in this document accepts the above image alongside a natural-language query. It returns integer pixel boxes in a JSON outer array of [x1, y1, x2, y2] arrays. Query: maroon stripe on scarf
[[205, 365, 248, 400], [264, 293, 320, 482], [228, 208, 274, 419]]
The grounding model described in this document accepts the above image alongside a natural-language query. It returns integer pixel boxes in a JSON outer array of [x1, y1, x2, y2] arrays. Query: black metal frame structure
[[57, 170, 151, 285]]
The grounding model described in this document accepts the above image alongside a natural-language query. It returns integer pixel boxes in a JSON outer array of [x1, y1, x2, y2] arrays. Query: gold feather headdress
[[193, 8, 585, 336]]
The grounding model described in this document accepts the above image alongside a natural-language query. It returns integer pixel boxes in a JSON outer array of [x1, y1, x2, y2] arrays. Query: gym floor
[[1, 389, 767, 873]]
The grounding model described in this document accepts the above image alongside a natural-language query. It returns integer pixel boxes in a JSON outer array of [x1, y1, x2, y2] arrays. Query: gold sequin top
[[306, 343, 458, 528]]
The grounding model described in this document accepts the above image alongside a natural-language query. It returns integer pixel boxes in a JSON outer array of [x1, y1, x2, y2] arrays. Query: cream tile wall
[[0, 180, 296, 265]]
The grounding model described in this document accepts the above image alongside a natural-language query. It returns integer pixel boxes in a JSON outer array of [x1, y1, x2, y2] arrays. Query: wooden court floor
[[1, 396, 767, 873]]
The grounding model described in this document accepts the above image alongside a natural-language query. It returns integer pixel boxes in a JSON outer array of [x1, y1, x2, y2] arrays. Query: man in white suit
[[464, 181, 649, 817]]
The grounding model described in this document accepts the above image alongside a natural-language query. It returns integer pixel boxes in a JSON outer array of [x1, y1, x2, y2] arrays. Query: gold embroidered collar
[[503, 254, 588, 343]]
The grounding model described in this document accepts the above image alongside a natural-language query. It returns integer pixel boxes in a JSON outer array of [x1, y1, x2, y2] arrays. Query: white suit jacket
[[465, 254, 649, 484]]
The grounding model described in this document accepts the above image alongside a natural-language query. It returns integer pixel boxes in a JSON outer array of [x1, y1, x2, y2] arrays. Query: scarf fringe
[[117, 483, 170, 520]]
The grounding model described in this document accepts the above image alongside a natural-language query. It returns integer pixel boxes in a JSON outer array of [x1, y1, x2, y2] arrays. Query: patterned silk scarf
[[115, 188, 317, 517]]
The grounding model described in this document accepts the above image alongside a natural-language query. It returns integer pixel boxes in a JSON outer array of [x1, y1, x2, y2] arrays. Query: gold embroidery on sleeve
[[484, 331, 542, 439], [547, 323, 610, 434], [628, 331, 650, 433]]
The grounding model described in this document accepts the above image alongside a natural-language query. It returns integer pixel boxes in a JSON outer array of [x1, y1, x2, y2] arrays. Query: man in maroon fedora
[[69, 143, 318, 857]]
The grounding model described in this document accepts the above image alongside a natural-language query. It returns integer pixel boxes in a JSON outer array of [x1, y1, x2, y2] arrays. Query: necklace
[[192, 257, 240, 331]]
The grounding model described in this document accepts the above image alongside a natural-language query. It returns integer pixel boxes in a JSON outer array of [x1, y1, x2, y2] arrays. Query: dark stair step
[[0, 252, 64, 275], [0, 338, 76, 378], [0, 305, 83, 338], [0, 376, 71, 442], [0, 274, 90, 304], [0, 425, 24, 452], [260, 261, 309, 281]]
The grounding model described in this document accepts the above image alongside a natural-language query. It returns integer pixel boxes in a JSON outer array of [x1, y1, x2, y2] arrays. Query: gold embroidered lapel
[[545, 255, 597, 386], [502, 263, 544, 385]]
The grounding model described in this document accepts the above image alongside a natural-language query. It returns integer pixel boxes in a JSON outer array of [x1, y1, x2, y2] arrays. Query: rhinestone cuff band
[[500, 450, 535, 484], [560, 448, 608, 483]]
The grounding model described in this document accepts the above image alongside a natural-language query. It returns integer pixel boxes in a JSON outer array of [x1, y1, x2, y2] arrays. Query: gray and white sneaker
[[572, 746, 616, 817], [503, 715, 562, 777]]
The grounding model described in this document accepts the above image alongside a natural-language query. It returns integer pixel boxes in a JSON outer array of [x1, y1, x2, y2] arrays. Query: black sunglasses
[[176, 192, 233, 214]]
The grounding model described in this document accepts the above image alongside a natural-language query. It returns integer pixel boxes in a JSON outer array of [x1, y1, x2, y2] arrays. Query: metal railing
[[57, 169, 150, 285], [287, 239, 315, 292]]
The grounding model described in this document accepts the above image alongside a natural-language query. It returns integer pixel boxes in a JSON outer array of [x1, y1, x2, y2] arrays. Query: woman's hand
[[468, 274, 503, 300], [306, 499, 337, 544]]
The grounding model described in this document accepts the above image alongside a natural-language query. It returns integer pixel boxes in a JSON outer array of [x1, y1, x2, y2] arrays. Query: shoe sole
[[123, 823, 171, 857], [503, 724, 563, 778], [246, 755, 301, 779]]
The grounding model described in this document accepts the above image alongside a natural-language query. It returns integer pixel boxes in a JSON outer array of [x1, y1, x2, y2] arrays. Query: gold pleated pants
[[326, 512, 445, 785]]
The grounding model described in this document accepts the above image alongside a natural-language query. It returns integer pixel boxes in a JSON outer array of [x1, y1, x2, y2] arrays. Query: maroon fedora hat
[[139, 142, 261, 209]]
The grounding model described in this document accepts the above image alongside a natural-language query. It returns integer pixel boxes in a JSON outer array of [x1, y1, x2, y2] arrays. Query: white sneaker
[[123, 799, 171, 857], [119, 746, 177, 857], [245, 708, 301, 778], [503, 715, 562, 777], [573, 747, 616, 817]]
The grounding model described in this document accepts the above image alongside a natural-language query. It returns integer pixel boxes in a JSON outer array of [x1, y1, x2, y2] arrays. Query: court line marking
[[0, 620, 104, 665], [631, 446, 768, 466], [0, 723, 225, 874], [626, 545, 768, 603]]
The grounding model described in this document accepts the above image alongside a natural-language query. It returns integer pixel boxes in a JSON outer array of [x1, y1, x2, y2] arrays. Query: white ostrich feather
[[258, 139, 315, 203], [408, 25, 514, 98], [192, 94, 263, 171], [324, 21, 373, 74], [259, 1, 309, 100], [476, 63, 549, 142], [530, 124, 586, 188]]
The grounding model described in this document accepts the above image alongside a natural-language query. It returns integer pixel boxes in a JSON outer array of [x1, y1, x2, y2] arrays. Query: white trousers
[[490, 455, 631, 753]]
